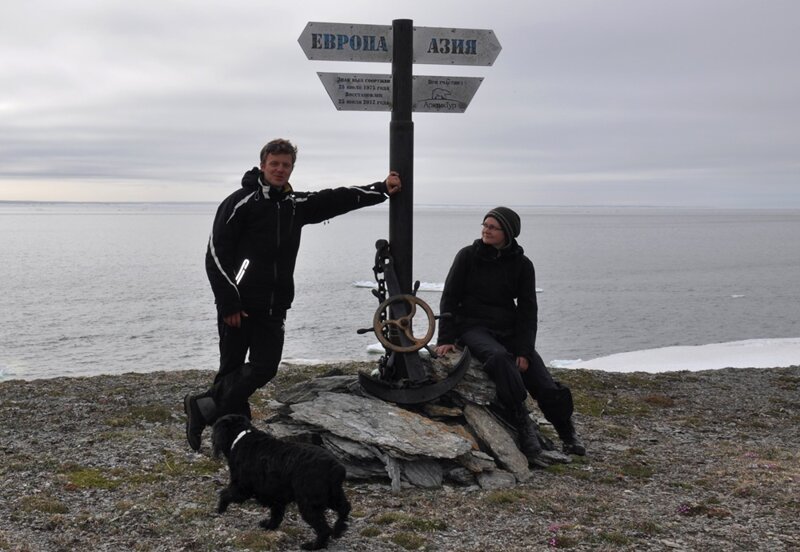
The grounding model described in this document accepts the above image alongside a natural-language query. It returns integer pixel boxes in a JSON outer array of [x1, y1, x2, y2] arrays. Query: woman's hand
[[516, 356, 529, 372], [435, 344, 457, 356]]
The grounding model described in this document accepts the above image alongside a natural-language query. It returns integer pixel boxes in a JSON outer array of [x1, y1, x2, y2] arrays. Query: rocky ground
[[1, 363, 798, 551]]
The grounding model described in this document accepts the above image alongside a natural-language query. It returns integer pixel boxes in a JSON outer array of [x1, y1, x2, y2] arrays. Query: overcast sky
[[2, 0, 798, 207]]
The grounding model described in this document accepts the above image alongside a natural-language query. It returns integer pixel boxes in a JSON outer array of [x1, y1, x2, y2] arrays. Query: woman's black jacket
[[206, 167, 389, 318], [437, 238, 538, 360]]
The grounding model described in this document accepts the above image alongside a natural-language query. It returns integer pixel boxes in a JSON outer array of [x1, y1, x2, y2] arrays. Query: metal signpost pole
[[389, 19, 414, 295], [298, 19, 501, 402], [387, 19, 418, 380]]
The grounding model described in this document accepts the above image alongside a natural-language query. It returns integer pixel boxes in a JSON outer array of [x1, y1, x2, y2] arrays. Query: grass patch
[[598, 531, 632, 545], [555, 370, 612, 392], [574, 392, 651, 418], [758, 447, 784, 461], [776, 374, 800, 390], [618, 462, 654, 479], [3, 460, 36, 474], [603, 424, 633, 439], [606, 397, 652, 416], [549, 534, 580, 548], [19, 494, 69, 514], [152, 451, 221, 477], [95, 429, 139, 443], [732, 484, 756, 498], [485, 488, 529, 505], [628, 519, 662, 535], [360, 526, 382, 537], [545, 463, 570, 476], [371, 511, 446, 532], [572, 394, 608, 417], [677, 502, 732, 518], [668, 480, 694, 490], [373, 512, 406, 525], [130, 404, 173, 423], [367, 511, 445, 548], [642, 394, 675, 407], [176, 507, 208, 522], [233, 529, 285, 551], [548, 461, 595, 481], [390, 532, 427, 550], [112, 452, 221, 486], [121, 470, 165, 486], [402, 517, 447, 532], [677, 415, 705, 428], [63, 466, 120, 490], [108, 404, 173, 427]]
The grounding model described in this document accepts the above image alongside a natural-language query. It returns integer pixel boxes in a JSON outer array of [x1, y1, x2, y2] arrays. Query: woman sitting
[[435, 207, 585, 465]]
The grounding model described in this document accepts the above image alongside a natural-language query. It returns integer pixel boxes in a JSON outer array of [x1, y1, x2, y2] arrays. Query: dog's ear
[[232, 414, 252, 430], [211, 416, 234, 459]]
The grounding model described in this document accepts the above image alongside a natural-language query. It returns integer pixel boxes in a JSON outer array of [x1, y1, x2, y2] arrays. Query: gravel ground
[[1, 363, 798, 551]]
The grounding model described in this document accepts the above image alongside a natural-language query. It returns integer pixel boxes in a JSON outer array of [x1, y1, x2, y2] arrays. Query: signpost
[[298, 21, 502, 66], [298, 22, 392, 62], [317, 72, 483, 112], [299, 19, 500, 396], [411, 26, 501, 66]]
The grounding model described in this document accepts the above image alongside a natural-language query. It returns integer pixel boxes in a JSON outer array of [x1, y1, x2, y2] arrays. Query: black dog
[[211, 414, 351, 550]]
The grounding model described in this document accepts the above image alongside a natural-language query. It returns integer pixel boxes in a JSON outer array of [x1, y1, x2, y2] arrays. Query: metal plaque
[[318, 73, 484, 112]]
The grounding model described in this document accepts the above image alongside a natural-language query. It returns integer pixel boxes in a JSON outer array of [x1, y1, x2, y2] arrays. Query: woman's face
[[481, 216, 506, 248]]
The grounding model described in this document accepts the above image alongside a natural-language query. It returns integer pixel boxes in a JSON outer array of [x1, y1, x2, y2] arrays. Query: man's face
[[261, 153, 294, 187]]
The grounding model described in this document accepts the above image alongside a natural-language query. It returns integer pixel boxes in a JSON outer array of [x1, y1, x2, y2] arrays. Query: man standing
[[185, 138, 401, 450]]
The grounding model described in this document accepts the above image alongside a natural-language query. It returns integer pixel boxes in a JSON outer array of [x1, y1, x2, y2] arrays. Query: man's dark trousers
[[199, 309, 285, 422]]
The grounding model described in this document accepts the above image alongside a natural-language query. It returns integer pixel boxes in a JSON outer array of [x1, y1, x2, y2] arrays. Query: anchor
[[357, 240, 471, 404]]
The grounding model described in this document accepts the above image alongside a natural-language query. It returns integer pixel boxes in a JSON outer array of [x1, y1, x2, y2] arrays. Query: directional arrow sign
[[298, 22, 392, 62], [317, 73, 393, 111], [317, 72, 483, 113], [413, 26, 502, 66], [412, 75, 484, 112], [299, 22, 501, 66]]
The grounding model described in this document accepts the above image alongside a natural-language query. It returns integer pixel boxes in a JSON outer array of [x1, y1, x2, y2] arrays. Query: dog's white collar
[[231, 429, 251, 451]]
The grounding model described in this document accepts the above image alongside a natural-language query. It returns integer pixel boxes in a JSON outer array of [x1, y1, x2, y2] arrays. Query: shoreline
[[2, 364, 798, 551], [5, 333, 800, 383]]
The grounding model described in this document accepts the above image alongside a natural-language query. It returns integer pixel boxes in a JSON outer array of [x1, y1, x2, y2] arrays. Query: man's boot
[[514, 409, 548, 468], [554, 419, 586, 456], [184, 394, 217, 451]]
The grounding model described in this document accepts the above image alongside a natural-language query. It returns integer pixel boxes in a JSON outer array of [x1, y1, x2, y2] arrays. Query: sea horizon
[[2, 202, 798, 381], [4, 199, 800, 211]]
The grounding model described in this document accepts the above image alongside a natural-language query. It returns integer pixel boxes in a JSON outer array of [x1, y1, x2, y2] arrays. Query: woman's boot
[[514, 408, 547, 467], [554, 419, 586, 456]]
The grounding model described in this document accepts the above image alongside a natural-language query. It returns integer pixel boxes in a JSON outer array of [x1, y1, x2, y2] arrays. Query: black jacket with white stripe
[[205, 167, 389, 318]]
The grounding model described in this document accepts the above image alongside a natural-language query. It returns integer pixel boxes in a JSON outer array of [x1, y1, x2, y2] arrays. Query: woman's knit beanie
[[484, 207, 521, 241]]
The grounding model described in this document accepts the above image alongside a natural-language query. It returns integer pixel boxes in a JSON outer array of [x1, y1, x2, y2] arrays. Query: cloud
[[1, 0, 799, 206]]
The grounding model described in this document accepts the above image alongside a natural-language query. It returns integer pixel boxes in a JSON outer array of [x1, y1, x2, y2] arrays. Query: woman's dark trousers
[[459, 326, 575, 432]]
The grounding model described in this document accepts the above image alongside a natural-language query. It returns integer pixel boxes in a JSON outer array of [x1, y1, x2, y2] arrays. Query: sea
[[1, 202, 799, 381]]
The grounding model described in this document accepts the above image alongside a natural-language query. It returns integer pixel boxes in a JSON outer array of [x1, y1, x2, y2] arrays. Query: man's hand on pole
[[385, 171, 402, 195]]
